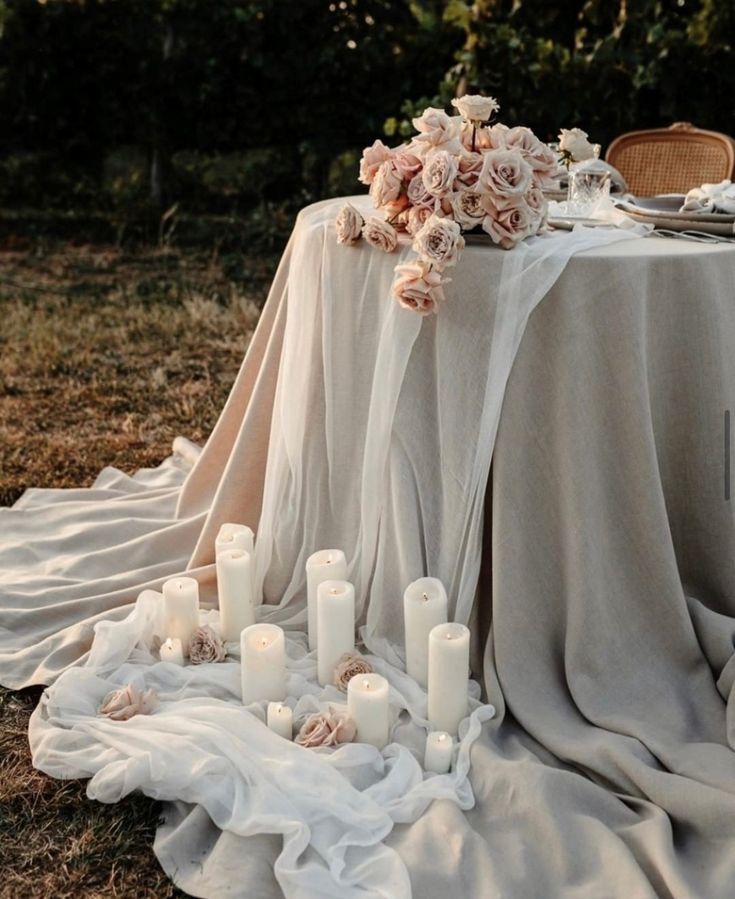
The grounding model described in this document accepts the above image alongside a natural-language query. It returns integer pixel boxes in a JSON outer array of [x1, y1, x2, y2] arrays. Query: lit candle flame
[[438, 734, 447, 742], [260, 637, 269, 648], [330, 588, 339, 594], [422, 592, 429, 601], [363, 679, 371, 689]]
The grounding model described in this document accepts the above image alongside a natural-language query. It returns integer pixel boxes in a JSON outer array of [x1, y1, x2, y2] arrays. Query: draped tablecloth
[[3, 195, 735, 897]]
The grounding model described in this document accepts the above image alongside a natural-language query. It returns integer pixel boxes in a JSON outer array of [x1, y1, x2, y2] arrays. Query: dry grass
[[0, 240, 276, 897]]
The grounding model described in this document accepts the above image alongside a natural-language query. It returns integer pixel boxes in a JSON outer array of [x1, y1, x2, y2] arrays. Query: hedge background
[[0, 0, 732, 244]]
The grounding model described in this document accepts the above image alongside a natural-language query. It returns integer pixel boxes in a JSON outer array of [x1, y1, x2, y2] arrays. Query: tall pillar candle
[[403, 577, 448, 688], [427, 622, 470, 735], [215, 523, 255, 557], [241, 623, 287, 704], [162, 576, 200, 657], [317, 579, 355, 686], [267, 702, 293, 740], [305, 549, 347, 651], [424, 731, 453, 774], [217, 549, 255, 641], [347, 673, 390, 749]]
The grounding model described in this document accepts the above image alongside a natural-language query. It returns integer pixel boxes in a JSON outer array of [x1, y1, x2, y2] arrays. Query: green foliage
[[432, 0, 735, 146]]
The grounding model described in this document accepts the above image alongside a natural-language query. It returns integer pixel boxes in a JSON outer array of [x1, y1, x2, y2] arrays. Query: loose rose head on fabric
[[188, 625, 227, 664], [98, 683, 159, 720], [295, 709, 357, 748], [392, 261, 448, 316], [335, 203, 364, 245], [333, 652, 374, 692]]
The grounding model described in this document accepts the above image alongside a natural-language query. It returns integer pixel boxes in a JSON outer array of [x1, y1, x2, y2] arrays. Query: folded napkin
[[680, 180, 735, 214]]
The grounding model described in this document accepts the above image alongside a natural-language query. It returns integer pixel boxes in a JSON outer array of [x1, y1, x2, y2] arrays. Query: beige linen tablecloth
[[3, 197, 735, 897]]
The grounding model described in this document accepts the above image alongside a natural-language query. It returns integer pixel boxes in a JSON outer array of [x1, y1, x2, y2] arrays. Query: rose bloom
[[333, 652, 374, 692], [370, 159, 402, 208], [335, 203, 363, 245], [359, 139, 393, 185], [405, 205, 434, 236], [98, 683, 158, 721], [476, 148, 532, 199], [412, 213, 465, 271], [558, 128, 596, 162], [411, 107, 463, 155], [188, 625, 226, 664], [382, 193, 410, 220], [524, 186, 548, 227], [454, 152, 484, 189], [407, 172, 435, 209], [421, 151, 459, 199], [362, 217, 398, 253], [392, 261, 448, 316], [482, 197, 537, 249], [451, 190, 486, 229], [393, 149, 422, 182], [451, 93, 499, 123], [487, 122, 510, 149], [296, 710, 356, 748], [504, 127, 557, 177]]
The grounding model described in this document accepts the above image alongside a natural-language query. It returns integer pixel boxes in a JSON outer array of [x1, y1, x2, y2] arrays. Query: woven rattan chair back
[[605, 122, 735, 196]]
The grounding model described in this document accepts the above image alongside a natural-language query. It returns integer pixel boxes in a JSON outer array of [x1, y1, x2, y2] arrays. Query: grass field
[[0, 240, 275, 898]]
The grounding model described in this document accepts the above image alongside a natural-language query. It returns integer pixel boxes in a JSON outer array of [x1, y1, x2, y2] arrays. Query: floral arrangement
[[335, 94, 557, 315]]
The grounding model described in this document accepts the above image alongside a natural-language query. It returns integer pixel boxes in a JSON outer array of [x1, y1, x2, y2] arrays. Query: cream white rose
[[412, 214, 465, 271], [476, 148, 532, 198], [454, 152, 484, 189], [392, 260, 448, 316], [421, 151, 459, 199], [335, 203, 364, 245], [558, 128, 596, 163], [451, 94, 499, 123], [362, 217, 398, 253], [412, 107, 463, 155]]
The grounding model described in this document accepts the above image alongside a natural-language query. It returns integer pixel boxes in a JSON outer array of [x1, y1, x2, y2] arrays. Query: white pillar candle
[[267, 701, 293, 740], [317, 579, 355, 686], [305, 549, 347, 651], [347, 672, 390, 749], [215, 523, 255, 557], [162, 577, 200, 657], [217, 549, 255, 641], [159, 636, 185, 666], [424, 731, 453, 774], [403, 577, 448, 688], [427, 622, 470, 735], [241, 623, 287, 704]]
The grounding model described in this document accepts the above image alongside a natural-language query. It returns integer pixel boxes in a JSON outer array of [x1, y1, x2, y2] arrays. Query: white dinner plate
[[617, 196, 735, 232]]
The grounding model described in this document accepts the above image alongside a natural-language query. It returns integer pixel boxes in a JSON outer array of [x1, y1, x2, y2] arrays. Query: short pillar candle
[[317, 579, 356, 686], [403, 577, 448, 688], [424, 731, 453, 774], [347, 672, 390, 749], [217, 548, 255, 641], [305, 549, 347, 651], [162, 577, 200, 657], [267, 702, 293, 740], [427, 622, 470, 735], [240, 623, 287, 705], [159, 637, 185, 666]]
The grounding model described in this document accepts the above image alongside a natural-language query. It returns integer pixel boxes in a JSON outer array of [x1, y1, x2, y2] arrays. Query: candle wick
[[422, 592, 429, 601]]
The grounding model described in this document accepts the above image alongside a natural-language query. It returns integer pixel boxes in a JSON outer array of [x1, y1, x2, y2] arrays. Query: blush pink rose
[[411, 107, 463, 155], [476, 148, 532, 199], [405, 205, 434, 236], [296, 710, 357, 748], [369, 159, 402, 209], [382, 194, 410, 220], [454, 152, 484, 189], [362, 217, 398, 253], [393, 150, 422, 182], [392, 261, 449, 316], [335, 203, 364, 245], [421, 151, 459, 199], [407, 173, 435, 209], [481, 197, 536, 249], [503, 127, 558, 179], [98, 683, 158, 721], [412, 213, 465, 271], [359, 139, 393, 185], [524, 186, 548, 229], [451, 190, 486, 229]]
